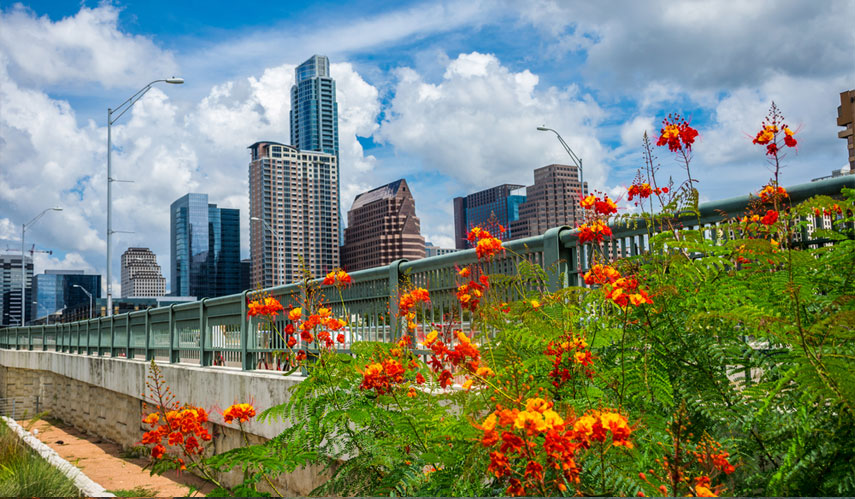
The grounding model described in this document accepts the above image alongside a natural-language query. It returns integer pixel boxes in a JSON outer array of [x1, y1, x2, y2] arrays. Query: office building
[[32, 270, 100, 320], [425, 242, 459, 258], [291, 55, 339, 157], [341, 179, 425, 271], [453, 184, 526, 249], [838, 89, 855, 172], [121, 247, 166, 297], [510, 164, 588, 239], [240, 258, 252, 292], [170, 194, 241, 298], [249, 141, 340, 287], [0, 254, 33, 326]]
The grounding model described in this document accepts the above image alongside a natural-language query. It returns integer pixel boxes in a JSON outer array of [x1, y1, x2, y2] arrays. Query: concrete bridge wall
[[0, 350, 325, 495]]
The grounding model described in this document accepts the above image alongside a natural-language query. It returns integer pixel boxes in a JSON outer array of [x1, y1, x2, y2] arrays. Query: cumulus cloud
[[0, 4, 178, 89], [378, 52, 609, 190]]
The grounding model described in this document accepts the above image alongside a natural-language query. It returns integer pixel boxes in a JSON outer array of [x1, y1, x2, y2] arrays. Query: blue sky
[[1, 0, 853, 295]]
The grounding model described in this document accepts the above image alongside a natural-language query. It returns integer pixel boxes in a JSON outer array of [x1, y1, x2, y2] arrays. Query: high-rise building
[[249, 141, 340, 287], [0, 254, 33, 326], [425, 242, 460, 258], [32, 270, 100, 319], [838, 89, 855, 171], [341, 179, 425, 271], [170, 194, 241, 298], [121, 247, 166, 297], [453, 184, 526, 249], [240, 258, 252, 292], [291, 55, 339, 157], [510, 164, 588, 239]]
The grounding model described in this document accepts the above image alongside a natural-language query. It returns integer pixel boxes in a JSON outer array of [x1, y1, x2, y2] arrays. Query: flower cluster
[[223, 403, 256, 424], [572, 409, 634, 449], [691, 435, 737, 476], [580, 194, 618, 216], [480, 397, 579, 496], [544, 333, 594, 387], [399, 287, 430, 331], [758, 184, 788, 204], [424, 329, 488, 389], [753, 124, 797, 156], [247, 296, 284, 318], [656, 114, 699, 152], [468, 226, 505, 260], [142, 406, 212, 462], [627, 182, 668, 202], [578, 221, 612, 244], [359, 337, 425, 396], [457, 273, 490, 311], [585, 264, 652, 308], [322, 269, 352, 287], [813, 204, 843, 217], [740, 210, 779, 227], [281, 304, 347, 361]]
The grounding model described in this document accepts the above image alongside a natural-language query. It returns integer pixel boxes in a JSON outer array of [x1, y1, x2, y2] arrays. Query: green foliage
[[0, 420, 81, 497]]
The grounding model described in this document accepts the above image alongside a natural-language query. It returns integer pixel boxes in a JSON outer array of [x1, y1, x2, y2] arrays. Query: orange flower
[[247, 296, 284, 318], [151, 443, 166, 459], [580, 194, 597, 210], [337, 270, 352, 285], [578, 221, 612, 244], [458, 266, 471, 277], [288, 307, 302, 321], [584, 264, 621, 286], [223, 403, 256, 424], [142, 412, 160, 426], [657, 114, 699, 152], [760, 210, 779, 225]]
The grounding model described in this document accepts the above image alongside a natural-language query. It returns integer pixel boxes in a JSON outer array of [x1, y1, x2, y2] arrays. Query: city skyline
[[0, 1, 853, 296]]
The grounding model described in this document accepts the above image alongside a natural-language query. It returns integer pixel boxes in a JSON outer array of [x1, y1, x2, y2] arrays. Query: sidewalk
[[23, 419, 213, 497]]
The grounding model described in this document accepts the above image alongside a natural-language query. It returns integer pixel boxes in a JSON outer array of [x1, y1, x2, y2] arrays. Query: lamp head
[[165, 77, 184, 84], [536, 126, 550, 132], [250, 216, 261, 221], [52, 207, 63, 211]]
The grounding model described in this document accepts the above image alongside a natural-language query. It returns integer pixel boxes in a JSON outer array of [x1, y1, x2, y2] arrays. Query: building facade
[[0, 254, 33, 326], [32, 270, 100, 320], [341, 179, 425, 271], [424, 242, 460, 258], [121, 247, 166, 297], [249, 142, 340, 287], [509, 164, 588, 240], [170, 194, 241, 298], [453, 184, 526, 249], [291, 55, 339, 157], [838, 89, 855, 172]]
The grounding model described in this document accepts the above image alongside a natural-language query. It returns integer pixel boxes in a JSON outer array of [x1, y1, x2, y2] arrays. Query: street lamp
[[21, 207, 62, 326], [106, 77, 184, 315], [537, 126, 585, 197], [72, 284, 94, 320], [251, 216, 282, 286]]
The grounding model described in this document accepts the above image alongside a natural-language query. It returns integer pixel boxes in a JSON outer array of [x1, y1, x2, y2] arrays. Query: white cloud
[[0, 4, 178, 89], [378, 52, 609, 190]]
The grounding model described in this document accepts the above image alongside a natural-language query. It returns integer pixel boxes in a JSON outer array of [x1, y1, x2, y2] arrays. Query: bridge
[[0, 175, 851, 494]]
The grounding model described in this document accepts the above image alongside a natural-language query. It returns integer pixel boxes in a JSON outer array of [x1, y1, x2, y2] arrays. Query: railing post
[[41, 325, 46, 351], [199, 299, 211, 367], [28, 326, 33, 350], [543, 226, 572, 293], [169, 304, 179, 363], [110, 313, 116, 357], [388, 260, 405, 340], [240, 290, 254, 371], [144, 309, 153, 361], [126, 314, 132, 358]]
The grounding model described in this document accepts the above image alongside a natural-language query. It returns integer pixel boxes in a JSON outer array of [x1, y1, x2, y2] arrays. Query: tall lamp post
[[251, 216, 282, 287], [537, 126, 585, 197], [21, 207, 62, 326], [106, 77, 184, 315], [72, 284, 94, 320]]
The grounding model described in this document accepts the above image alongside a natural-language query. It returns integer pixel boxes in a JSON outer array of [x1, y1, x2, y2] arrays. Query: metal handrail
[[1, 175, 851, 372]]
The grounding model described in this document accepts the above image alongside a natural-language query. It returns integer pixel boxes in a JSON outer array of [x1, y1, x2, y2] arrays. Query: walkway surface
[[22, 419, 213, 497]]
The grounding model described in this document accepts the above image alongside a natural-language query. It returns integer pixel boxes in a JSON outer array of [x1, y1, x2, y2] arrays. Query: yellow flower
[[462, 379, 473, 391], [288, 307, 302, 321], [525, 397, 549, 413], [482, 413, 497, 431], [424, 330, 438, 345], [514, 410, 547, 432], [475, 367, 494, 377], [530, 299, 541, 309], [542, 409, 564, 429]]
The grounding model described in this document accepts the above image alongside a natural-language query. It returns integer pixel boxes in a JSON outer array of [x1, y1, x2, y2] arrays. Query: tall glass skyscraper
[[170, 193, 241, 298], [291, 55, 339, 157], [32, 270, 100, 319], [0, 254, 33, 326]]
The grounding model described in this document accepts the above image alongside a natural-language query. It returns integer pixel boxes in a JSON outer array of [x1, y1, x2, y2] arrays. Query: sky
[[1, 0, 853, 296]]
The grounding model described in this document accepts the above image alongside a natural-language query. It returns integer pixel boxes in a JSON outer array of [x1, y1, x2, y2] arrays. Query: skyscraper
[[453, 184, 526, 249], [291, 55, 339, 157], [170, 194, 241, 298], [838, 89, 855, 171], [510, 164, 588, 239], [32, 270, 100, 319], [341, 179, 425, 271], [0, 253, 33, 326], [121, 247, 166, 297], [249, 142, 340, 287]]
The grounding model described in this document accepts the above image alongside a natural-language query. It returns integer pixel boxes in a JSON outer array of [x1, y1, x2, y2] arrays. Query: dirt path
[[22, 420, 213, 497]]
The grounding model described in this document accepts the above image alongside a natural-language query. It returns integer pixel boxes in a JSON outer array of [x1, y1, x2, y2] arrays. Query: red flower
[[151, 444, 166, 459], [296, 350, 306, 361], [336, 333, 345, 344], [760, 210, 779, 225], [657, 114, 698, 152], [247, 296, 284, 318], [223, 403, 256, 424]]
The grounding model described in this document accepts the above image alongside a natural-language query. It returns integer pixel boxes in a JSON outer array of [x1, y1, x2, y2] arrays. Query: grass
[[0, 419, 81, 497], [109, 485, 159, 496]]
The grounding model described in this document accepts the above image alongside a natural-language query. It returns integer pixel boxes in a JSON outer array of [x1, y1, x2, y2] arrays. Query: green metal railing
[[1, 176, 851, 371]]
